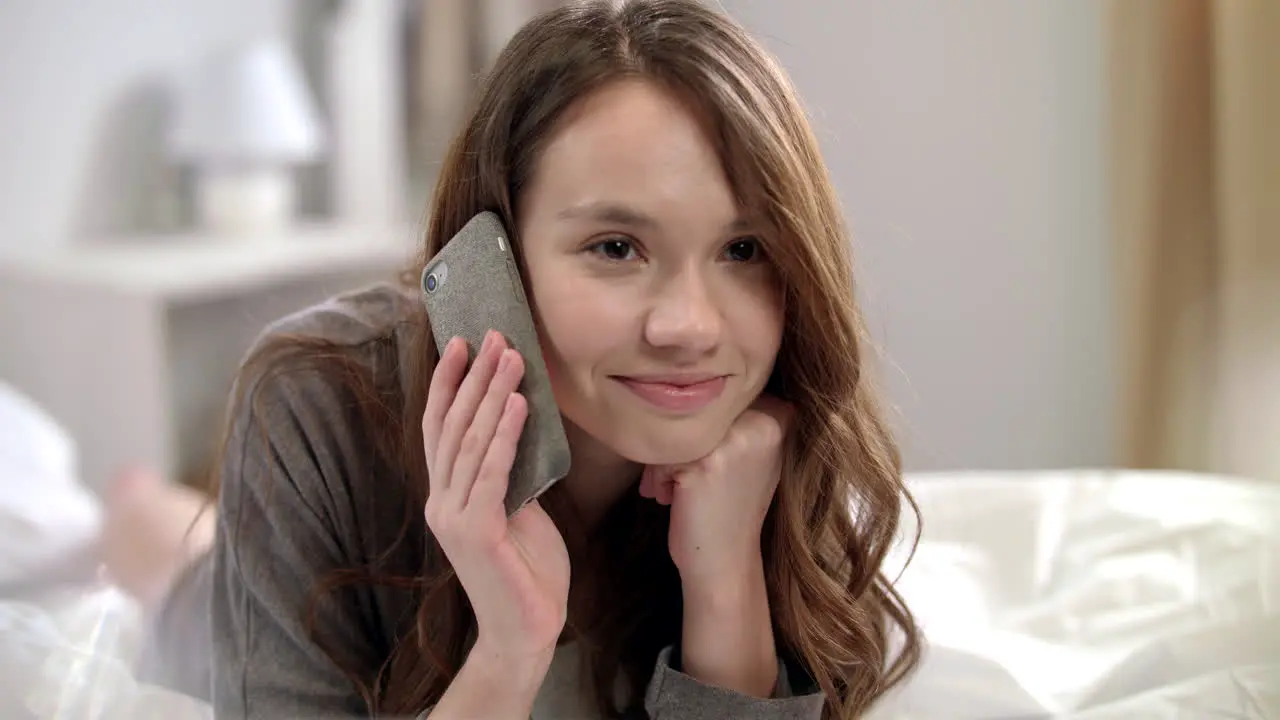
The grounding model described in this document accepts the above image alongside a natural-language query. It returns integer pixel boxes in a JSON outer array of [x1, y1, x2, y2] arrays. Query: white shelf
[[0, 223, 419, 302], [0, 222, 417, 493]]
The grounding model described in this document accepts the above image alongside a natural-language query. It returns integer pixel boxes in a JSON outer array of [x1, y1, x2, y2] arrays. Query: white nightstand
[[0, 224, 418, 494]]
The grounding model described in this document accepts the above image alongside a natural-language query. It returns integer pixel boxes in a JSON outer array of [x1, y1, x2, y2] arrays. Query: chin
[[606, 421, 726, 466]]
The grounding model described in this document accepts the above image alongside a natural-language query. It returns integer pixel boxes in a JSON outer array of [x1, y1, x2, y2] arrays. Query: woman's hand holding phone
[[421, 330, 569, 718]]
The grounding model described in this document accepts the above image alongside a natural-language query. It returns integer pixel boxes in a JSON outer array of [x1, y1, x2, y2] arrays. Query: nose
[[643, 266, 723, 356]]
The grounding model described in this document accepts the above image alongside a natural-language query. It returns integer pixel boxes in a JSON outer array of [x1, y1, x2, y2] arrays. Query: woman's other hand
[[639, 394, 792, 698], [640, 394, 792, 586]]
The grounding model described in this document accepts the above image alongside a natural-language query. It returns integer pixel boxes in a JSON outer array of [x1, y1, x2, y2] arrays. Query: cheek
[[526, 263, 631, 379], [537, 298, 596, 373], [728, 277, 786, 372]]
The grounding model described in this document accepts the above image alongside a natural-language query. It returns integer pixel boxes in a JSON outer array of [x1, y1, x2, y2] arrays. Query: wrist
[[432, 640, 552, 718], [679, 556, 779, 698], [680, 550, 766, 607], [467, 638, 555, 691]]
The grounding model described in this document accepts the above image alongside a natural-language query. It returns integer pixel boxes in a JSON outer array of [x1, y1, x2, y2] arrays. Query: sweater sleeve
[[211, 367, 382, 719], [642, 646, 826, 719]]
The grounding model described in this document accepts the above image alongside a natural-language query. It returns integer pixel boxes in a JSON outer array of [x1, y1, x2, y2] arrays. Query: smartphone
[[420, 211, 571, 517]]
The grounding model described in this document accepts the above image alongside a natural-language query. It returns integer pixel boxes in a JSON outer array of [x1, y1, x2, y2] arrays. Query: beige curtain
[[1110, 0, 1279, 480]]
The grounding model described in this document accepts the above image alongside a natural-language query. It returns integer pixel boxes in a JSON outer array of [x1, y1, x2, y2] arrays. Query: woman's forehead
[[523, 80, 748, 227]]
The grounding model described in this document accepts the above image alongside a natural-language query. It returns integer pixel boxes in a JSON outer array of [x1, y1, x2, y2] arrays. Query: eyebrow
[[557, 201, 659, 229], [556, 201, 757, 233]]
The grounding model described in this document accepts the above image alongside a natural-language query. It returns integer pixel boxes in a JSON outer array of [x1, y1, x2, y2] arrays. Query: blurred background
[[0, 0, 1275, 498]]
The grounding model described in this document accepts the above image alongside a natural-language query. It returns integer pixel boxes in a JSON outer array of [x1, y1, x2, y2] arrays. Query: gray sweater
[[149, 284, 826, 719]]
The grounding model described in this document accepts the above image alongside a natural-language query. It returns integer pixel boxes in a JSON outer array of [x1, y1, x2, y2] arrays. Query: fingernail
[[504, 392, 523, 417], [481, 330, 496, 352], [498, 349, 512, 372]]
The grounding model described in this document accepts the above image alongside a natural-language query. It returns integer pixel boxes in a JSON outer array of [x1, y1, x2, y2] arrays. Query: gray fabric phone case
[[420, 211, 572, 517]]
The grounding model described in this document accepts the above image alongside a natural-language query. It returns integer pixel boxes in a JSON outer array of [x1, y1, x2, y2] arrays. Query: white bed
[[871, 469, 1278, 718], [1, 381, 1276, 719]]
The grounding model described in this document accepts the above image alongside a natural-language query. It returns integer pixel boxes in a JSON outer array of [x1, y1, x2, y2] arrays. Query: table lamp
[[167, 38, 328, 237]]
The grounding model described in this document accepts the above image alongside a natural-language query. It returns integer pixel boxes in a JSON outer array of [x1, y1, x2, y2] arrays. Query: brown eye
[[589, 237, 639, 261], [724, 237, 762, 263]]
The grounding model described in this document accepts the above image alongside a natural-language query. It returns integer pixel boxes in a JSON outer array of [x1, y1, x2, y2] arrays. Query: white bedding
[[1, 382, 1276, 718], [870, 470, 1278, 719], [0, 382, 101, 592]]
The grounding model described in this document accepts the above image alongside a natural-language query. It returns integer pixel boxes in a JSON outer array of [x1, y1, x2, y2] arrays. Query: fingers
[[434, 331, 506, 491], [468, 391, 528, 513], [423, 336, 468, 490], [638, 467, 654, 499], [639, 465, 678, 506], [449, 349, 525, 511], [748, 393, 795, 438], [656, 483, 675, 505]]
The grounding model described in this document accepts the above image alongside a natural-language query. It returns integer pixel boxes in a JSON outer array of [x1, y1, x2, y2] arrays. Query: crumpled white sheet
[[0, 585, 211, 720], [0, 382, 1276, 720], [869, 470, 1279, 719]]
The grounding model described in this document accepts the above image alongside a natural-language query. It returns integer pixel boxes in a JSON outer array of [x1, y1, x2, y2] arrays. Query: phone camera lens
[[425, 273, 438, 293]]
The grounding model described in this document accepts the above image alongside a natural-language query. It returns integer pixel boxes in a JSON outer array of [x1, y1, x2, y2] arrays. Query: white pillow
[[0, 381, 103, 588]]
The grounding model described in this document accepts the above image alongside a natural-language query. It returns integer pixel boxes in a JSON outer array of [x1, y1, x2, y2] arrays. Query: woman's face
[[518, 79, 785, 465]]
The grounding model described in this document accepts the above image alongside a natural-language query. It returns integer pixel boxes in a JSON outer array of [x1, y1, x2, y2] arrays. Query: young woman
[[133, 1, 921, 717]]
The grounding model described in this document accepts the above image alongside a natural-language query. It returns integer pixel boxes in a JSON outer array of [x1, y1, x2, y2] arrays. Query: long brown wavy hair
[[219, 1, 920, 717]]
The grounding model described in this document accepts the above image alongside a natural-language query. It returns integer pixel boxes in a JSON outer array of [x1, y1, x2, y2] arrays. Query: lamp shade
[[168, 38, 328, 166]]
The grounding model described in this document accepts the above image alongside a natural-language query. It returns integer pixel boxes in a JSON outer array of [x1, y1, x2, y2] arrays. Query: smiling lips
[[612, 373, 728, 413]]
